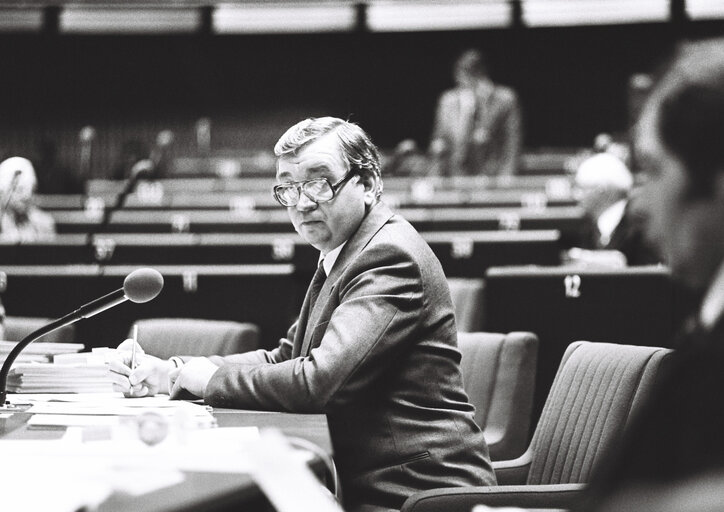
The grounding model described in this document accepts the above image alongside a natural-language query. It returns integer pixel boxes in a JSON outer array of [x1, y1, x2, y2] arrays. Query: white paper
[[27, 414, 121, 427]]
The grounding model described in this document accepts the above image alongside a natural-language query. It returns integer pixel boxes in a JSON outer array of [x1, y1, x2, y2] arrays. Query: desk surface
[[1, 404, 332, 512]]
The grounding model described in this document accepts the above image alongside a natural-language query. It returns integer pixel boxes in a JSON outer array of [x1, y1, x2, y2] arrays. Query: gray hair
[[274, 117, 383, 198]]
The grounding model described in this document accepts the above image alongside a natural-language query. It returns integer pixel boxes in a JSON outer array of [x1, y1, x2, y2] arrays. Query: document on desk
[[0, 341, 85, 366], [1, 440, 185, 511], [26, 396, 210, 415], [25, 399, 215, 431]]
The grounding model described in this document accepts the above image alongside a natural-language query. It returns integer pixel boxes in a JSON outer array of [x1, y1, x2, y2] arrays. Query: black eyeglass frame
[[272, 169, 357, 207]]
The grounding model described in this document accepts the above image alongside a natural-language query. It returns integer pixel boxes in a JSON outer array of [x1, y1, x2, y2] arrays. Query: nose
[[295, 191, 318, 212]]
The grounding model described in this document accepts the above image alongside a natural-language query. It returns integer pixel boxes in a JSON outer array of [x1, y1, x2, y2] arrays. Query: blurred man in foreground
[[112, 117, 496, 511], [576, 38, 724, 511]]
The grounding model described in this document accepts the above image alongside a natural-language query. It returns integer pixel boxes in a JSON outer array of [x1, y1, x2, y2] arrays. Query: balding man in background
[[0, 156, 55, 242], [566, 150, 660, 266]]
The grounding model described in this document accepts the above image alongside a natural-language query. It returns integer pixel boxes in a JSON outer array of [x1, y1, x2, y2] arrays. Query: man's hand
[[168, 357, 218, 400], [110, 338, 174, 397]]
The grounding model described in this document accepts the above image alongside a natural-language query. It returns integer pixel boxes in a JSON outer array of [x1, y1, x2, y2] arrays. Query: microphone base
[[0, 400, 31, 411]]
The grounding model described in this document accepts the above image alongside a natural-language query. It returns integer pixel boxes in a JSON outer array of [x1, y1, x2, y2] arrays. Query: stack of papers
[[0, 341, 85, 366], [7, 362, 112, 393]]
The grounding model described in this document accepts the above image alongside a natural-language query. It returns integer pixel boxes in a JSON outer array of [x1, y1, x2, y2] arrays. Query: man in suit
[[112, 117, 496, 511], [574, 39, 724, 511], [429, 49, 522, 177]]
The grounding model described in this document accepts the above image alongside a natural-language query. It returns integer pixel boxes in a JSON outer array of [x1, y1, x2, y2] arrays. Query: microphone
[[148, 129, 174, 178], [78, 125, 96, 180], [86, 159, 155, 258], [195, 118, 211, 156], [0, 267, 164, 405]]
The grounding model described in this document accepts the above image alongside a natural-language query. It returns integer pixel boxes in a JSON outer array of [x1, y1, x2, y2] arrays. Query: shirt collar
[[700, 260, 724, 330], [597, 199, 627, 246], [319, 242, 346, 276]]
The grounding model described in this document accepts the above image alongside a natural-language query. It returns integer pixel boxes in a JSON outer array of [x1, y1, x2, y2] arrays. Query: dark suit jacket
[[431, 81, 522, 176], [205, 202, 495, 511], [578, 200, 661, 266], [577, 313, 724, 511], [606, 201, 661, 265]]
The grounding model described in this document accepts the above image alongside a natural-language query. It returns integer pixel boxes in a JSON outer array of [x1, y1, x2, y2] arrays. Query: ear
[[359, 172, 380, 206]]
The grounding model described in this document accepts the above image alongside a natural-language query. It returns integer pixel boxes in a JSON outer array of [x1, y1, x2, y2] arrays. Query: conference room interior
[[1, 1, 723, 511]]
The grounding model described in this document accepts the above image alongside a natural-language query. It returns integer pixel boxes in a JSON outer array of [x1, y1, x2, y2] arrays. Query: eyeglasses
[[273, 169, 356, 207]]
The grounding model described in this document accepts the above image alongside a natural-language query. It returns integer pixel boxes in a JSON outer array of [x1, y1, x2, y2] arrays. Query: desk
[[85, 175, 574, 196], [1, 406, 332, 512], [0, 230, 561, 278], [48, 207, 585, 247], [482, 264, 697, 439], [37, 189, 577, 211], [0, 264, 301, 350]]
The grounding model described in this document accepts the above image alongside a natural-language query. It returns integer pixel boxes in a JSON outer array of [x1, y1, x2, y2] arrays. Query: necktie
[[308, 261, 327, 312]]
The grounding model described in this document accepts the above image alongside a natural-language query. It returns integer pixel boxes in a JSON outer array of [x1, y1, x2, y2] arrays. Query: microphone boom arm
[[0, 268, 163, 405], [0, 316, 84, 405]]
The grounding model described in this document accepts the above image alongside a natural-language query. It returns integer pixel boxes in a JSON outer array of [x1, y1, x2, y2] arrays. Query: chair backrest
[[483, 265, 692, 429], [129, 318, 259, 359], [448, 278, 485, 332], [458, 331, 538, 461], [526, 341, 672, 485], [4, 316, 77, 343]]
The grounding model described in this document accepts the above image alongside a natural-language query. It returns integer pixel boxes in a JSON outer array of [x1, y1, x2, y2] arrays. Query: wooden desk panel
[[0, 230, 562, 278], [48, 207, 585, 246], [0, 265, 302, 351], [482, 264, 697, 438], [38, 187, 576, 211], [85, 175, 574, 196]]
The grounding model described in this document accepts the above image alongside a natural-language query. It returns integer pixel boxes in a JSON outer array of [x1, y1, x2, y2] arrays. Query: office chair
[[401, 341, 673, 512], [458, 331, 538, 461], [448, 278, 485, 332], [4, 316, 77, 343], [128, 318, 259, 359]]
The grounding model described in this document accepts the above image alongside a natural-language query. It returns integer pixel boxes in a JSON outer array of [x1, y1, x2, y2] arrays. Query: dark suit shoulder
[[373, 213, 441, 265]]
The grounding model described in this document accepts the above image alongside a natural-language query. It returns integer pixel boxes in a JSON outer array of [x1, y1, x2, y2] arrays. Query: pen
[[131, 325, 138, 370]]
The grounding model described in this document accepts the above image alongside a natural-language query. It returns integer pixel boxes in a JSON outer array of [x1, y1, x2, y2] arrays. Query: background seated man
[[0, 156, 55, 242], [565, 151, 660, 267], [112, 117, 496, 512]]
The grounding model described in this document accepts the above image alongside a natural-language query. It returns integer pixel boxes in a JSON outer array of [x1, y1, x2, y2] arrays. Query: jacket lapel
[[299, 202, 395, 356]]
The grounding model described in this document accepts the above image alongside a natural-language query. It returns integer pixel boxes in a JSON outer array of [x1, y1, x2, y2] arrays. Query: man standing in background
[[429, 49, 522, 177]]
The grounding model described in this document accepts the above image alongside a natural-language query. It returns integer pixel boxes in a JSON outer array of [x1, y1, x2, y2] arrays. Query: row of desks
[[0, 262, 695, 436], [0, 264, 302, 351], [38, 188, 576, 211], [85, 174, 575, 196], [47, 207, 586, 245], [0, 230, 562, 277], [482, 264, 696, 433]]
